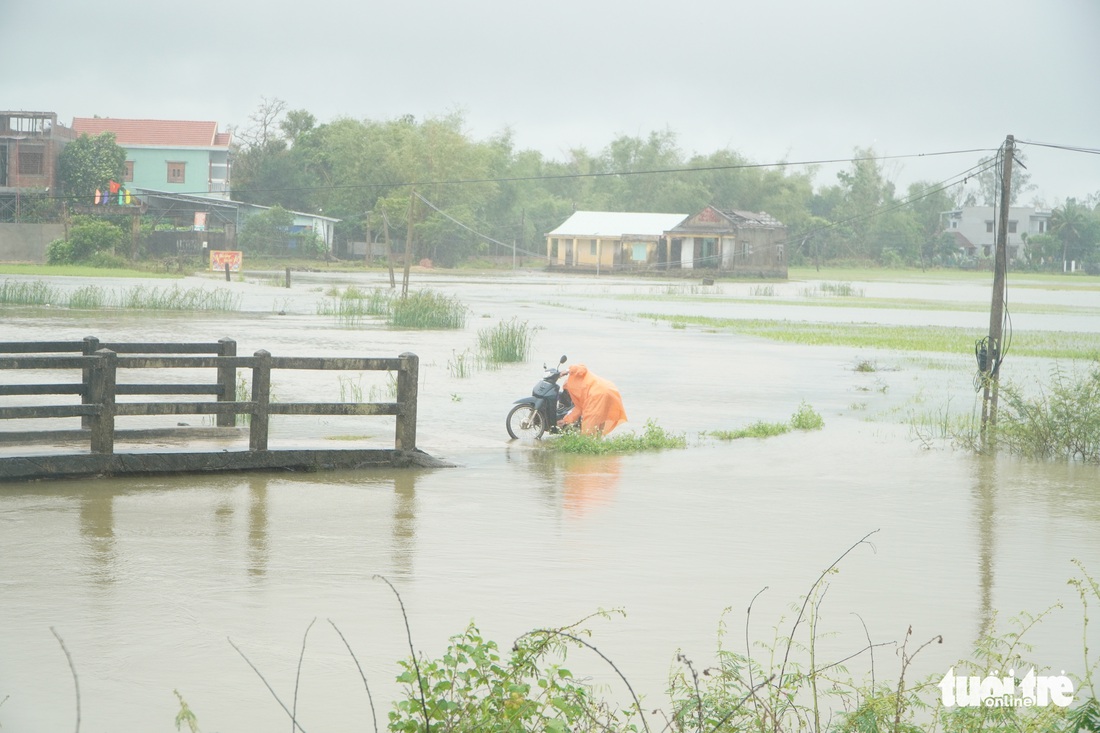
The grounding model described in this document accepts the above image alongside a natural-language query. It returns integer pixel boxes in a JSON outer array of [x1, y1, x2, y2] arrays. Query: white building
[[942, 206, 1052, 261]]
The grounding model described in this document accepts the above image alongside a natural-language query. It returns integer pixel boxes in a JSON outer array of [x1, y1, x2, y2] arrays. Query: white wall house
[[942, 206, 1052, 261]]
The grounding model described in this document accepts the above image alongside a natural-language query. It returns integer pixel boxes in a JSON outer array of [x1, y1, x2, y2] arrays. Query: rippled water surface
[[1, 270, 1098, 731]]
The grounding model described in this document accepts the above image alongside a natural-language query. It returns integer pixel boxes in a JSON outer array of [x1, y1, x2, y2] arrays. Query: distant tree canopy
[[228, 100, 1099, 269], [58, 133, 127, 199]]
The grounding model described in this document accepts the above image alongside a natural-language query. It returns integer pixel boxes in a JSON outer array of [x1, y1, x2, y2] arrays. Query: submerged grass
[[551, 419, 686, 454], [478, 318, 532, 363], [710, 401, 825, 440], [0, 279, 241, 311], [390, 289, 467, 329], [642, 313, 1100, 360], [0, 279, 59, 305], [317, 286, 393, 324]]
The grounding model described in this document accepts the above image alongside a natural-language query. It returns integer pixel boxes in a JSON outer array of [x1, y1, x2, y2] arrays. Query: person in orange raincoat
[[557, 364, 627, 436]]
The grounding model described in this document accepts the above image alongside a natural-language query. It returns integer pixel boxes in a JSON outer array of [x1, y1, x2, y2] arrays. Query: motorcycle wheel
[[506, 404, 546, 440]]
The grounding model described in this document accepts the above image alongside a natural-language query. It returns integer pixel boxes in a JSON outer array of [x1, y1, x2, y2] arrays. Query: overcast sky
[[5, 0, 1098, 205]]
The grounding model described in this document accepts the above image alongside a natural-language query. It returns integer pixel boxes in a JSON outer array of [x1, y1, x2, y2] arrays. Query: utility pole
[[381, 211, 396, 289], [980, 135, 1014, 442], [402, 191, 415, 297]]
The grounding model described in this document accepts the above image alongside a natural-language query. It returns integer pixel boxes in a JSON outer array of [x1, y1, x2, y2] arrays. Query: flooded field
[[1, 268, 1099, 731]]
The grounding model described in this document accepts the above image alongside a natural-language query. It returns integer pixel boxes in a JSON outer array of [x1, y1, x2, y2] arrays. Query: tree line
[[43, 99, 1100, 271]]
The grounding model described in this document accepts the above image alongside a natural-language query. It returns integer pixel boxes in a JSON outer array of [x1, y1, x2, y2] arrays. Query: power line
[[1016, 139, 1100, 156]]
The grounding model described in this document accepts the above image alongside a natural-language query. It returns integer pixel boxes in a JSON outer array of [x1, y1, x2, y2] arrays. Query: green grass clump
[[389, 289, 467, 329], [710, 421, 791, 440], [790, 400, 825, 430], [478, 318, 532, 363], [551, 419, 686, 454], [712, 402, 824, 440]]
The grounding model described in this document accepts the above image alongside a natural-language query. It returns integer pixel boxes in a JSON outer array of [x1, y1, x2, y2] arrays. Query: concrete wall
[[0, 223, 65, 262]]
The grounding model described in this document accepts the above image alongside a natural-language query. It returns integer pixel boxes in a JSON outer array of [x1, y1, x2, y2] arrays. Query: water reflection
[[392, 469, 419, 576], [506, 447, 623, 518], [973, 457, 997, 639], [79, 486, 115, 582], [248, 476, 269, 579], [562, 454, 621, 518]]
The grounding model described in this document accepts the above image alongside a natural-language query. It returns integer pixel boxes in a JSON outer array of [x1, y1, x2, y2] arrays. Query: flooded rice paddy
[[1, 268, 1099, 731]]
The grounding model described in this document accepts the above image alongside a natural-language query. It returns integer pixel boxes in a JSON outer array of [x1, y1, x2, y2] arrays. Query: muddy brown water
[[1, 270, 1098, 731]]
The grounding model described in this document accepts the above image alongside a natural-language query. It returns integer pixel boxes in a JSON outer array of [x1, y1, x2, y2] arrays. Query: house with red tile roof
[[70, 117, 232, 199]]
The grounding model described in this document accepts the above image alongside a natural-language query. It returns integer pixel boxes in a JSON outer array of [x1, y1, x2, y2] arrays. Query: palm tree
[[1050, 199, 1090, 271]]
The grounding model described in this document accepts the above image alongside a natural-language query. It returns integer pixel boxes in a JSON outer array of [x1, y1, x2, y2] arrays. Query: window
[[167, 161, 186, 184], [1008, 221, 1017, 234], [589, 240, 597, 256], [1037, 220, 1048, 233], [18, 146, 44, 175], [123, 161, 134, 182], [631, 244, 647, 261], [950, 220, 958, 229], [986, 221, 994, 233]]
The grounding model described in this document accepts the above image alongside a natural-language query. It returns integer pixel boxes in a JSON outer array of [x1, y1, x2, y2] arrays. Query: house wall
[[124, 147, 217, 196]]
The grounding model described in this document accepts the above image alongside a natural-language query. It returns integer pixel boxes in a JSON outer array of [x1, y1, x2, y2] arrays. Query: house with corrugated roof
[[545, 206, 788, 277], [546, 211, 689, 271], [665, 206, 787, 276], [70, 117, 232, 199]]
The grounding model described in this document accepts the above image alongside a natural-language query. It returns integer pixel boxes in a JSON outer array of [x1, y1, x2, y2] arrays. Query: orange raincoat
[[561, 364, 627, 436]]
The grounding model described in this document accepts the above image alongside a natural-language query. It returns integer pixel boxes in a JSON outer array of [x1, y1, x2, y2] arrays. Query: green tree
[[58, 133, 126, 201], [238, 205, 295, 254], [1051, 199, 1099, 269]]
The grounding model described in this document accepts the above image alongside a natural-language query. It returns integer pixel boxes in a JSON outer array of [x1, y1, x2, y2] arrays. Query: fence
[[0, 338, 423, 480]]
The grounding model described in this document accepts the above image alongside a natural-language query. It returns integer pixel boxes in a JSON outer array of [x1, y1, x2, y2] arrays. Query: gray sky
[[6, 0, 1098, 205]]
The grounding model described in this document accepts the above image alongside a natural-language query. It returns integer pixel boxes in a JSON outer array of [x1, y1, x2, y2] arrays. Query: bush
[[68, 217, 127, 261], [45, 238, 74, 265], [86, 251, 131, 269], [994, 361, 1100, 463]]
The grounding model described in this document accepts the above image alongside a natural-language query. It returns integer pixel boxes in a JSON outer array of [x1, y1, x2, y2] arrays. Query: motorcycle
[[506, 355, 575, 439]]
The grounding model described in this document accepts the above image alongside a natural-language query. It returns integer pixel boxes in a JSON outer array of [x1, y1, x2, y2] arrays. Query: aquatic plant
[[447, 349, 477, 378], [477, 318, 532, 364], [66, 285, 108, 309], [317, 285, 394, 324], [0, 279, 59, 306], [389, 290, 467, 330]]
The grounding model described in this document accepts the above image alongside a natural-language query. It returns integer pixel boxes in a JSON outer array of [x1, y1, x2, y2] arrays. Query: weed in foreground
[[550, 419, 687, 454]]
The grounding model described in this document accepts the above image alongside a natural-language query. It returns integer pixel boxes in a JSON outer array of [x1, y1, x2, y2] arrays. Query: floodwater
[[1, 269, 1099, 731]]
